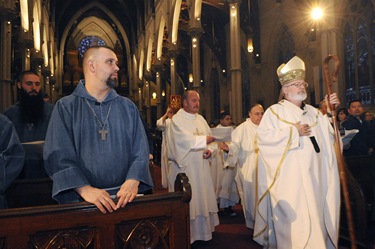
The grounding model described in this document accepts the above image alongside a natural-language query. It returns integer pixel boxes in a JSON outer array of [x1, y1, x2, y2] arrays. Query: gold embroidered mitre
[[276, 56, 305, 85]]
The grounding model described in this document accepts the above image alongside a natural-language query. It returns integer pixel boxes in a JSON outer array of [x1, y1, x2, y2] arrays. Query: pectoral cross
[[193, 128, 203, 135], [99, 129, 108, 140], [26, 123, 34, 131]]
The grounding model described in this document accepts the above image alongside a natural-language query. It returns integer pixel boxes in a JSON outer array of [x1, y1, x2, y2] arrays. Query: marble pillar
[[228, 1, 243, 124]]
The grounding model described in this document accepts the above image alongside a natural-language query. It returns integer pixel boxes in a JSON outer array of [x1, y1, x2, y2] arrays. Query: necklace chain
[[84, 99, 112, 140]]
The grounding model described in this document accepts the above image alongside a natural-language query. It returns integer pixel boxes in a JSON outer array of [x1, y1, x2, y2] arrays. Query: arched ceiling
[[51, 0, 140, 51], [70, 16, 119, 48], [47, 0, 259, 70], [51, 0, 229, 50], [204, 0, 226, 10]]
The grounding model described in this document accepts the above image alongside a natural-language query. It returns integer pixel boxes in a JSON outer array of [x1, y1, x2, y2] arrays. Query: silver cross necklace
[[84, 99, 113, 140]]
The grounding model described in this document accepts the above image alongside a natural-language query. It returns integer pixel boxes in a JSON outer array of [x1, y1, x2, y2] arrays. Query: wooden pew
[[5, 161, 159, 208], [345, 155, 374, 213], [0, 173, 191, 249], [5, 177, 57, 208], [339, 155, 374, 248]]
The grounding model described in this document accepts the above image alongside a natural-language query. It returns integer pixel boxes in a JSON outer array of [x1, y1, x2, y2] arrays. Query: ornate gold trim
[[269, 105, 319, 128], [253, 126, 293, 238]]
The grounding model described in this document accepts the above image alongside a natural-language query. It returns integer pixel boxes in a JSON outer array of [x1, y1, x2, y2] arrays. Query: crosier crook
[[323, 55, 356, 249]]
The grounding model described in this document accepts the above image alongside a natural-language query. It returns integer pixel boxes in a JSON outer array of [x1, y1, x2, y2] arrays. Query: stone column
[[144, 73, 152, 126], [0, 15, 12, 111], [228, 0, 243, 124], [189, 28, 203, 97], [319, 4, 339, 98], [138, 79, 144, 114], [154, 64, 163, 119], [0, 0, 16, 111], [168, 47, 177, 95]]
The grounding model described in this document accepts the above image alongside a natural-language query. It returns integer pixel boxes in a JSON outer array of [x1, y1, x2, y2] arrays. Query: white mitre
[[276, 56, 305, 85]]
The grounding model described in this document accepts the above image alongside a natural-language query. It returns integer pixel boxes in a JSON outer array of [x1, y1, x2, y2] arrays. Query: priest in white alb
[[253, 56, 341, 248], [210, 111, 239, 216], [167, 90, 219, 244], [225, 104, 264, 229]]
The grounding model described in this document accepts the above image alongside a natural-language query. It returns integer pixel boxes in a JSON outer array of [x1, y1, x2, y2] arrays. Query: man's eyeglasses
[[285, 81, 308, 88]]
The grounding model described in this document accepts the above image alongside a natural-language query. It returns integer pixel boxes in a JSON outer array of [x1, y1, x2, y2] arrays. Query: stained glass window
[[344, 1, 375, 105], [78, 36, 106, 58], [344, 24, 354, 91], [356, 20, 369, 88]]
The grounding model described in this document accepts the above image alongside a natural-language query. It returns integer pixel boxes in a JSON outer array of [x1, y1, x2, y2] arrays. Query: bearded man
[[3, 71, 54, 179], [43, 46, 153, 214], [3, 71, 53, 143], [253, 56, 341, 248]]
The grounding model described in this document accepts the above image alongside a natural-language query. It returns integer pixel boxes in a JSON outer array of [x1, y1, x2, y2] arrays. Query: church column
[[154, 64, 163, 119], [19, 0, 33, 71], [320, 26, 338, 96], [146, 81, 152, 126], [131, 53, 138, 101], [144, 72, 152, 126], [0, 14, 13, 111], [189, 28, 203, 97], [309, 2, 338, 102], [168, 47, 177, 95], [19, 11, 34, 72], [228, 0, 242, 125], [138, 79, 144, 115]]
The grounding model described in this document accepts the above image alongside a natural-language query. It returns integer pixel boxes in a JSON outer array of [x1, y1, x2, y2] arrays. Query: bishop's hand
[[326, 93, 340, 112], [294, 121, 311, 136]]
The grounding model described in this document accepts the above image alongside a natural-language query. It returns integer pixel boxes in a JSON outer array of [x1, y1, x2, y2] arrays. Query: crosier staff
[[323, 55, 356, 249]]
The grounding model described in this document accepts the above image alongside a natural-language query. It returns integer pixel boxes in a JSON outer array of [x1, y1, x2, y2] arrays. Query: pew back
[[0, 173, 191, 249]]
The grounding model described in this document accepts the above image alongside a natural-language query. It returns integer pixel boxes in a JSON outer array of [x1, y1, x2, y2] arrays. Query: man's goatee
[[106, 77, 118, 88]]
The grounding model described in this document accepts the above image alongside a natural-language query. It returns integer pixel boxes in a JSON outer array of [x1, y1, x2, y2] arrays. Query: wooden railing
[[0, 173, 191, 249]]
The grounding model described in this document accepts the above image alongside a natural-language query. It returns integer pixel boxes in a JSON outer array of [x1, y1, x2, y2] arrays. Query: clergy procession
[[1, 41, 375, 247], [0, 46, 372, 247], [161, 56, 342, 248], [3, 0, 375, 248]]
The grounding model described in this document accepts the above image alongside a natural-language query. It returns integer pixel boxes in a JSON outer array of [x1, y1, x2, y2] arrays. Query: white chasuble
[[167, 109, 219, 243], [253, 100, 340, 249], [226, 118, 259, 229]]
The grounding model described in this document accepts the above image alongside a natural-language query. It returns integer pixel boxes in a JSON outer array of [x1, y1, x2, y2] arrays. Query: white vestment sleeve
[[226, 128, 241, 167], [156, 117, 166, 131]]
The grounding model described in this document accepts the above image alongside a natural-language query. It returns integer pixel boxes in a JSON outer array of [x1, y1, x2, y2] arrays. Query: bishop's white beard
[[288, 91, 307, 101]]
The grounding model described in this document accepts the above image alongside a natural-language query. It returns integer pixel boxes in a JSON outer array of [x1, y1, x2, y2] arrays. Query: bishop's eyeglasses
[[285, 81, 309, 88]]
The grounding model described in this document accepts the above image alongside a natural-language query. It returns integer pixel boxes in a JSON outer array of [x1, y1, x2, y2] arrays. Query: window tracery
[[343, 1, 375, 105], [78, 36, 106, 58]]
